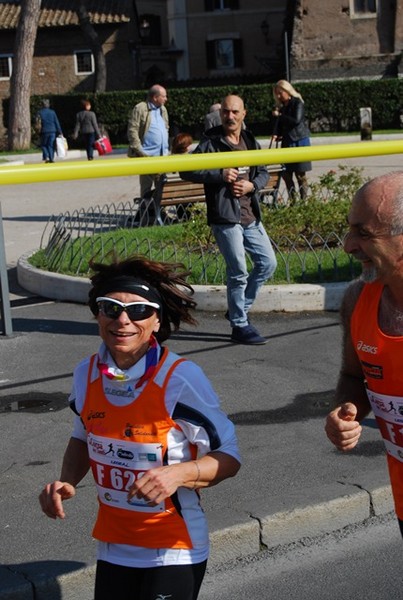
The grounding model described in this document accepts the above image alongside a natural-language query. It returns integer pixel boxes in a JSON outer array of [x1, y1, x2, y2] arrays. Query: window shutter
[[206, 40, 216, 69], [234, 39, 243, 67]]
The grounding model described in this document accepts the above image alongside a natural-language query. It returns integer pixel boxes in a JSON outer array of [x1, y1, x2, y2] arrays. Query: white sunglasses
[[96, 297, 160, 321]]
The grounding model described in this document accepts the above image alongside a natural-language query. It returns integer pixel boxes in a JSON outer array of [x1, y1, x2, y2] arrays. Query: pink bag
[[94, 136, 112, 155]]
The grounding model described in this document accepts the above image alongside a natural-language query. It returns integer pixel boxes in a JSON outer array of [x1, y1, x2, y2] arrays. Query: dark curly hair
[[88, 255, 197, 342]]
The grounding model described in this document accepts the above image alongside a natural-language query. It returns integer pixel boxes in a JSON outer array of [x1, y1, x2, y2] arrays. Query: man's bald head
[[354, 172, 403, 236], [220, 95, 246, 136]]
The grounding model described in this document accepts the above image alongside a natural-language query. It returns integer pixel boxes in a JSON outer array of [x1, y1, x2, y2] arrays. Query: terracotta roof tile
[[0, 1, 130, 29]]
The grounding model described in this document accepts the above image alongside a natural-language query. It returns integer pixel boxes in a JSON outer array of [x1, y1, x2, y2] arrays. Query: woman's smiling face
[[97, 291, 160, 369]]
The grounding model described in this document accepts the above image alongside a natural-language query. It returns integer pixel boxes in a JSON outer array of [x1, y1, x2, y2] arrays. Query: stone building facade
[[290, 0, 403, 80]]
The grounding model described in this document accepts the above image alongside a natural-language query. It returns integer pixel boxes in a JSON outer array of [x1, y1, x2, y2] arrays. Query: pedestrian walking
[[35, 98, 63, 163], [180, 95, 277, 345], [72, 99, 101, 161]]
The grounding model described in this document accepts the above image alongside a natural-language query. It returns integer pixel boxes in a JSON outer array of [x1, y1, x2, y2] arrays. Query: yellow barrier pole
[[1, 140, 403, 186]]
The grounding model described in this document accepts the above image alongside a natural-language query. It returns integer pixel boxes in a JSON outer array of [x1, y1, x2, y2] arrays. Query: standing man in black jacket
[[181, 95, 277, 345]]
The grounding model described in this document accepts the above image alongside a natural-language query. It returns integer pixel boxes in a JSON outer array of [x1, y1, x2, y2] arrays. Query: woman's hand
[[127, 464, 191, 506], [39, 481, 76, 519]]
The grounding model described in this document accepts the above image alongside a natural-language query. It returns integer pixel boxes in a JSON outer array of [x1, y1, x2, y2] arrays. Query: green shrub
[[26, 79, 403, 143]]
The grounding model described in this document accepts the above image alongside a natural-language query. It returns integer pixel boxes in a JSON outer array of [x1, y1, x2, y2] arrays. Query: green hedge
[[29, 78, 403, 144]]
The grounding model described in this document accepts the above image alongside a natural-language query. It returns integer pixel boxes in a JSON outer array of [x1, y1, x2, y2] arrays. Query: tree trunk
[[8, 0, 41, 151], [77, 1, 107, 92]]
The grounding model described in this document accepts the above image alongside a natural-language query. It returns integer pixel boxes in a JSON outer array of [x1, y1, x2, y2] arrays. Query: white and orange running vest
[[351, 281, 403, 519], [81, 348, 197, 548]]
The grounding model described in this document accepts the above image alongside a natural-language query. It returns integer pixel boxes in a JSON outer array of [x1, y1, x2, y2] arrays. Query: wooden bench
[[259, 165, 285, 206], [157, 176, 205, 225], [138, 166, 284, 226]]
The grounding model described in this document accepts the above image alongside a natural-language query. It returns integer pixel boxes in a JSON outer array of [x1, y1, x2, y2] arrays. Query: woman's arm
[[39, 437, 90, 519], [127, 451, 240, 506]]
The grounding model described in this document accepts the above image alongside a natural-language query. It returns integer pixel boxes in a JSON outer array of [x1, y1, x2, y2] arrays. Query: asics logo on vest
[[357, 340, 377, 354], [87, 410, 106, 420]]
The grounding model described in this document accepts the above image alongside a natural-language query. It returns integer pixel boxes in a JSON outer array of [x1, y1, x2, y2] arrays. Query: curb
[[17, 252, 350, 313], [0, 483, 393, 599]]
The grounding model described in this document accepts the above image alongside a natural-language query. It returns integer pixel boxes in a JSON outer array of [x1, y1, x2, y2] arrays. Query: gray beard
[[360, 266, 378, 283]]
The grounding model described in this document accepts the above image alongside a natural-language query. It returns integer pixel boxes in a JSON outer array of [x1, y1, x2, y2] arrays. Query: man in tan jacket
[[127, 84, 169, 198]]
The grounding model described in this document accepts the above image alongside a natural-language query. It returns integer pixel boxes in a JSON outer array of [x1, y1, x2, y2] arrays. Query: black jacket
[[275, 97, 310, 144], [180, 126, 268, 225]]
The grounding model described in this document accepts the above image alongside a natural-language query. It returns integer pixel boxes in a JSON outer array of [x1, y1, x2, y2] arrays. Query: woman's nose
[[116, 309, 131, 324]]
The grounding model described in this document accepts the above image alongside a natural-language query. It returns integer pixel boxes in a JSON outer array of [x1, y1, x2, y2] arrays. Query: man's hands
[[39, 481, 76, 519], [223, 168, 254, 197], [325, 402, 362, 452]]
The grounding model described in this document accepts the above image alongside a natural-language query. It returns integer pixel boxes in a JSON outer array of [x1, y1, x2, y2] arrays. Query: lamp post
[[260, 18, 269, 45], [129, 17, 151, 88], [139, 18, 150, 41]]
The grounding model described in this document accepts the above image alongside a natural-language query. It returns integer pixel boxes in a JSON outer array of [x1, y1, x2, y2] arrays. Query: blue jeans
[[211, 221, 277, 327], [41, 133, 56, 161]]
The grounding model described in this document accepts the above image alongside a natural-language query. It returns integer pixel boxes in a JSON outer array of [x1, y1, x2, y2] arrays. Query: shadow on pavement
[[1, 560, 90, 599], [9, 317, 98, 336]]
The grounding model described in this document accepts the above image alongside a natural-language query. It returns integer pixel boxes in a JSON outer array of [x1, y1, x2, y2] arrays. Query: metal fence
[[39, 199, 361, 284]]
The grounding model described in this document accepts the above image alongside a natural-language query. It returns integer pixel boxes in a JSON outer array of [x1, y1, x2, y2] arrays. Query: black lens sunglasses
[[96, 297, 160, 321]]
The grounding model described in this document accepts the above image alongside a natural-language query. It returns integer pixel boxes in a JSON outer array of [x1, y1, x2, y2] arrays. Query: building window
[[351, 0, 377, 17], [204, 0, 239, 11], [139, 14, 162, 46], [74, 50, 94, 75], [206, 39, 243, 70], [0, 55, 12, 80]]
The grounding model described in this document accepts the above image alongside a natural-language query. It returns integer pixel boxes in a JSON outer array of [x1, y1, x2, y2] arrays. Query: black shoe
[[231, 325, 267, 345]]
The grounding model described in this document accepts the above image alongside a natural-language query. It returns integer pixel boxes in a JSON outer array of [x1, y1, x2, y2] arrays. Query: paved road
[[0, 138, 400, 598], [0, 304, 392, 599]]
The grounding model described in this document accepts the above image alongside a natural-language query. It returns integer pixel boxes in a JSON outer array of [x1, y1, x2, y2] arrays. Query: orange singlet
[[81, 348, 196, 548], [351, 281, 403, 519]]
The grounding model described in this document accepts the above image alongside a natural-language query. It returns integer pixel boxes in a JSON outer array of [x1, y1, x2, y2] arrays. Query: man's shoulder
[[134, 101, 148, 111], [341, 279, 365, 322]]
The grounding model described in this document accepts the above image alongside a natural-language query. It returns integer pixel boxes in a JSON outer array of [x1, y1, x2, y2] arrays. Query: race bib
[[87, 433, 165, 512], [366, 388, 403, 462]]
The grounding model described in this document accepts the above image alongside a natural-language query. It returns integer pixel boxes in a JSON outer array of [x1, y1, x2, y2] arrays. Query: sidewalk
[[0, 305, 393, 600], [0, 137, 399, 599]]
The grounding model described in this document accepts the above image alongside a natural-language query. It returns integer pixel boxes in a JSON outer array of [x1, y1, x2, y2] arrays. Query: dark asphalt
[[0, 299, 391, 598]]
